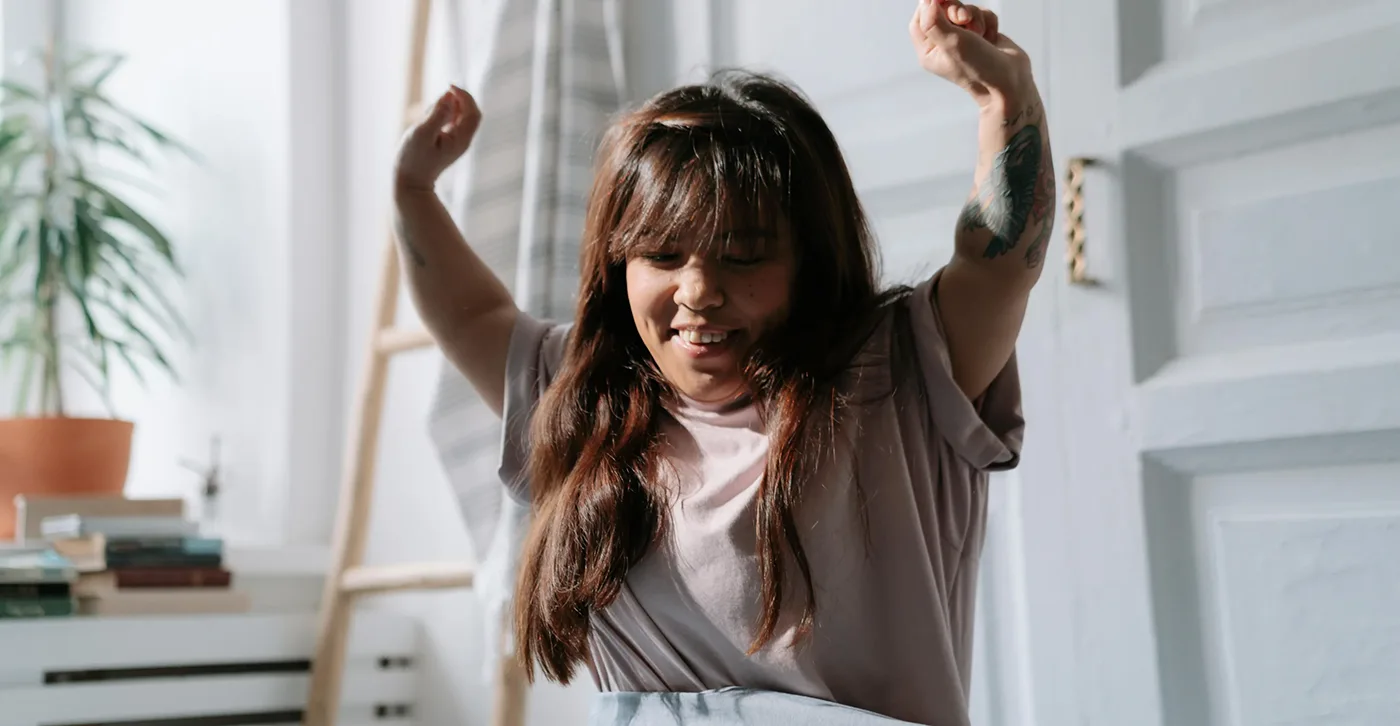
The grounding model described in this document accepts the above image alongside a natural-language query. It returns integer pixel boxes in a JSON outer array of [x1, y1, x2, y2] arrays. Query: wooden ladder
[[302, 0, 527, 723]]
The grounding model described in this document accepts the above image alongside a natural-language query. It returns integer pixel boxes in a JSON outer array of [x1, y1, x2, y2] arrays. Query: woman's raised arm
[[910, 0, 1053, 400], [392, 86, 519, 415]]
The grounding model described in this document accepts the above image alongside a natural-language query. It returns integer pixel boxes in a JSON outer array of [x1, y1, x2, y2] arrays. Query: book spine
[[0, 597, 76, 618], [105, 536, 224, 556], [114, 567, 233, 588], [0, 582, 72, 598], [104, 553, 222, 569], [0, 569, 76, 585]]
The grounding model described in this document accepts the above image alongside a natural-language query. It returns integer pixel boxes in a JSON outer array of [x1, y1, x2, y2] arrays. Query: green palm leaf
[[0, 45, 192, 416], [64, 340, 116, 414], [79, 205, 189, 340], [0, 79, 41, 103], [0, 226, 33, 288], [77, 177, 177, 266], [86, 294, 177, 379], [71, 85, 199, 160]]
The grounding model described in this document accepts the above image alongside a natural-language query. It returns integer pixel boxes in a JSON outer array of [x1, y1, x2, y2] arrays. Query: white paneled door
[[694, 2, 1064, 725], [1051, 1, 1400, 725]]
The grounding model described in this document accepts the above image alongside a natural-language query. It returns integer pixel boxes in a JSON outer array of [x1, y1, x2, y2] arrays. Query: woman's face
[[625, 223, 796, 405]]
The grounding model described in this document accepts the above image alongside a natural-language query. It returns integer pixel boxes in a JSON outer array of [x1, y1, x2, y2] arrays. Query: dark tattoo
[[1001, 100, 1043, 128], [1023, 213, 1052, 269], [958, 124, 1043, 259], [1022, 147, 1056, 269]]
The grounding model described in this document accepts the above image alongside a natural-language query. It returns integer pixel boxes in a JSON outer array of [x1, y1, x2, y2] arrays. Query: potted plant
[[0, 47, 193, 539]]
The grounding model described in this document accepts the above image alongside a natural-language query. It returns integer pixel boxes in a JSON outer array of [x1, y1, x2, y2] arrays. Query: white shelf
[[0, 610, 422, 726]]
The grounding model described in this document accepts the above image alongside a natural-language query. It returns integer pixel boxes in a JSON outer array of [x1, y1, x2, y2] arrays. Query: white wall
[[36, 0, 344, 547]]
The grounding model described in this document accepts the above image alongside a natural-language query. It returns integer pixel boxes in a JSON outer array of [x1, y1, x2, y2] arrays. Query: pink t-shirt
[[499, 271, 1023, 726]]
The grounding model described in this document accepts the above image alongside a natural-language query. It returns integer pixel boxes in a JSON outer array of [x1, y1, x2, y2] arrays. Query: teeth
[[680, 330, 729, 345]]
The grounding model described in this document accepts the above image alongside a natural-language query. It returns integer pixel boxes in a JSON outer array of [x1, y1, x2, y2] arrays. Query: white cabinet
[[0, 611, 420, 726]]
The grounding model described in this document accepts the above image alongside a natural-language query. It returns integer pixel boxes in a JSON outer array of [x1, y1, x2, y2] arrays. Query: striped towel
[[425, 0, 626, 680]]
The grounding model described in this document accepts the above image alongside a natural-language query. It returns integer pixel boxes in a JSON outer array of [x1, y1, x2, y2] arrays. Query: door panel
[[1172, 127, 1400, 356], [1053, 0, 1400, 723]]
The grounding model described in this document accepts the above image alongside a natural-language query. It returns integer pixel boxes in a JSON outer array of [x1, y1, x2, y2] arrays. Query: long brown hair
[[514, 69, 902, 684]]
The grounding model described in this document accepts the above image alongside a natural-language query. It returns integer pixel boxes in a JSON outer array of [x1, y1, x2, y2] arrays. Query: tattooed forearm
[[957, 89, 1057, 271], [1001, 99, 1042, 129], [1021, 147, 1056, 269], [1022, 210, 1052, 269], [958, 123, 1043, 259]]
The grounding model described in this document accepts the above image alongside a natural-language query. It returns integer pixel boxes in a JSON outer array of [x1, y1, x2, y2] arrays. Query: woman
[[393, 1, 1051, 723]]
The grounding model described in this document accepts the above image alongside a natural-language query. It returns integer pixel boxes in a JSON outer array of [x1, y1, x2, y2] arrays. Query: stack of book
[[40, 510, 251, 617], [0, 544, 78, 618]]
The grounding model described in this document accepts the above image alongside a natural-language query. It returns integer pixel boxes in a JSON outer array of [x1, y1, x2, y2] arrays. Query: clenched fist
[[394, 85, 482, 191], [909, 0, 1033, 109]]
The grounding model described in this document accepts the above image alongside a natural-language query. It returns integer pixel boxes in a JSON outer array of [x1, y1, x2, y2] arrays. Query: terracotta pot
[[0, 417, 135, 540]]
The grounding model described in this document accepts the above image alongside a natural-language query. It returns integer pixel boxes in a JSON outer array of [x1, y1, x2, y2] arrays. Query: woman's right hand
[[394, 85, 482, 191]]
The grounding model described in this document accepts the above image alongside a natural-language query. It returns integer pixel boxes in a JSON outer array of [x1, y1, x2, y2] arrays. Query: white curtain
[[426, 0, 626, 680]]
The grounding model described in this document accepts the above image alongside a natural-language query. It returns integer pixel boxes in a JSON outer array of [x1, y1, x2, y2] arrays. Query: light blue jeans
[[590, 688, 927, 725]]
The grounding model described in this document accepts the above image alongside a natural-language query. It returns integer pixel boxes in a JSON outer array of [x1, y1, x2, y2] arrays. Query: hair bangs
[[607, 121, 792, 264]]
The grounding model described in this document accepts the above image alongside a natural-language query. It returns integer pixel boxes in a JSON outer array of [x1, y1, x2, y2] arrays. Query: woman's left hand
[[909, 0, 1033, 109]]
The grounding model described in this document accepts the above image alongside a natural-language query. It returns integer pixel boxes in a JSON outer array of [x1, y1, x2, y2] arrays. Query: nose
[[674, 259, 724, 312]]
